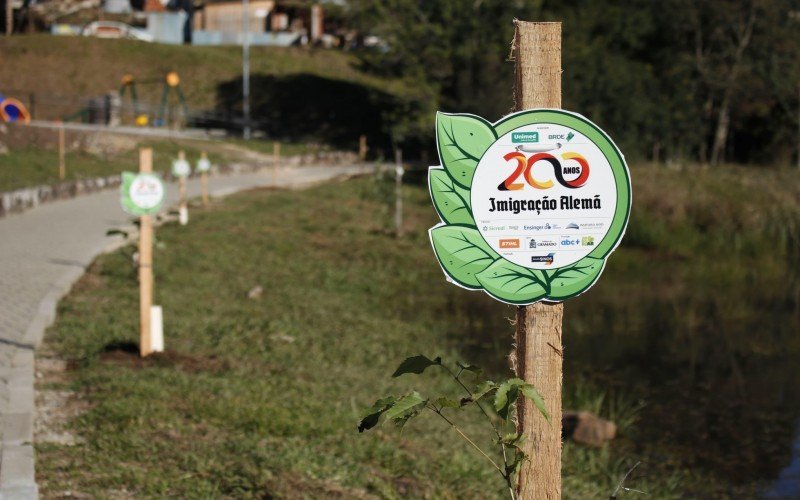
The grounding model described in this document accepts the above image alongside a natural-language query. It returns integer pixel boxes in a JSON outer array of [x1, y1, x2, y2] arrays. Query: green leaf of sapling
[[392, 355, 442, 377], [435, 397, 461, 410], [500, 432, 526, 450], [494, 378, 525, 420], [520, 384, 551, 424], [357, 396, 397, 433], [456, 361, 482, 375], [470, 380, 498, 403], [384, 391, 428, 429]]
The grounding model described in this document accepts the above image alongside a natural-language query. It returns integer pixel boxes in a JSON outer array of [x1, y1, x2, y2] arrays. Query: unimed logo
[[499, 239, 520, 249], [512, 132, 539, 143]]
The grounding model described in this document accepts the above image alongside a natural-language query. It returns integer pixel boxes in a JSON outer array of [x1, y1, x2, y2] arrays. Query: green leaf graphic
[[429, 169, 475, 226], [436, 113, 496, 188], [546, 257, 605, 300], [476, 260, 548, 304], [431, 226, 499, 288]]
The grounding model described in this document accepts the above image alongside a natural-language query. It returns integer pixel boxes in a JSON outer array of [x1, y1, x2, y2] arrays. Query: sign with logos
[[172, 158, 191, 177], [196, 157, 211, 173], [121, 171, 165, 216], [428, 109, 631, 304]]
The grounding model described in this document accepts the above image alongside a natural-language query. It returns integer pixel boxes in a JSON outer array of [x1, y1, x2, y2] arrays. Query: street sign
[[121, 171, 165, 216], [429, 109, 631, 305]]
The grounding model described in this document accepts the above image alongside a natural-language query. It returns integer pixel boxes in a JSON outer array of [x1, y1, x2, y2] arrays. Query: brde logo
[[428, 109, 631, 305]]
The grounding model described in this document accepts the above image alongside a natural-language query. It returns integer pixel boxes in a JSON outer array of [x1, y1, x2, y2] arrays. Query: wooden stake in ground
[[5, 0, 11, 36], [178, 150, 188, 225], [273, 141, 280, 185], [512, 21, 564, 500], [359, 134, 368, 161], [200, 151, 210, 206], [394, 148, 404, 237], [138, 148, 155, 357], [58, 123, 66, 181]]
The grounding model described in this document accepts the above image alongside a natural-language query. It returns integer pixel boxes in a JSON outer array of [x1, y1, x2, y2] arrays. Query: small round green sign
[[120, 172, 166, 216]]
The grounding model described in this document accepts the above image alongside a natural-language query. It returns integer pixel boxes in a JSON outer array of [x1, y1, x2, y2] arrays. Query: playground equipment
[[119, 71, 189, 128], [0, 94, 31, 123]]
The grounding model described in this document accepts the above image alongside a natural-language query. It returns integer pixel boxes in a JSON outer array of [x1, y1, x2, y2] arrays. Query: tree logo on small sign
[[428, 109, 631, 304], [121, 172, 165, 216]]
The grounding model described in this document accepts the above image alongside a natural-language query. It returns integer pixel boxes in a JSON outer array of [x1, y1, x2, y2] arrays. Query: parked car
[[81, 21, 154, 42]]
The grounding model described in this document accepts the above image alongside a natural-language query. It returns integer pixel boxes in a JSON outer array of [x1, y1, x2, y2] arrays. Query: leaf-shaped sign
[[427, 109, 631, 305], [436, 113, 496, 189], [429, 169, 474, 226], [546, 257, 605, 300], [431, 226, 499, 289], [476, 260, 548, 304]]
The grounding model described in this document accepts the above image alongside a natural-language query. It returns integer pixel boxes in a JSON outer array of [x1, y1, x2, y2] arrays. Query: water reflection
[[443, 245, 800, 492], [764, 421, 800, 498]]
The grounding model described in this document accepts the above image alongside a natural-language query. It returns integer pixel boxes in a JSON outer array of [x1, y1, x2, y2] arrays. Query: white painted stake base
[[150, 305, 164, 352], [179, 206, 189, 226]]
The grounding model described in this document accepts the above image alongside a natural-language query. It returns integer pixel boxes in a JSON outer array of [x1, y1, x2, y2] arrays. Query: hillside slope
[[0, 36, 428, 147]]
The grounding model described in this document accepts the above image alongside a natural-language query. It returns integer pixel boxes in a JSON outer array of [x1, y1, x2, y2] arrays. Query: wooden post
[[513, 21, 563, 500], [394, 148, 403, 237], [359, 134, 368, 161], [139, 148, 154, 358], [5, 0, 12, 36], [273, 141, 280, 185], [200, 151, 209, 206], [58, 123, 66, 180]]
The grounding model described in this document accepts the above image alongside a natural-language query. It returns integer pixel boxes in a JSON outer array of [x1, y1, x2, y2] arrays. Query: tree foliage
[[346, 0, 800, 165]]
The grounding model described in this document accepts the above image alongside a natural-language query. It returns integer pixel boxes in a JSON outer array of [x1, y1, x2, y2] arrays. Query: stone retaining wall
[[0, 151, 359, 218]]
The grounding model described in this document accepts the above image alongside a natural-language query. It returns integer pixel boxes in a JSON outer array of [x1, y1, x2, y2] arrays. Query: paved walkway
[[0, 164, 371, 499]]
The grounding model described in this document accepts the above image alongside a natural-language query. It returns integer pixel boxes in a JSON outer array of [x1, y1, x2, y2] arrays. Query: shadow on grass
[[216, 73, 399, 153]]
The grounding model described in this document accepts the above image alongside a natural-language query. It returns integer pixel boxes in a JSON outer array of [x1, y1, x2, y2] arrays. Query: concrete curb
[[0, 163, 375, 499]]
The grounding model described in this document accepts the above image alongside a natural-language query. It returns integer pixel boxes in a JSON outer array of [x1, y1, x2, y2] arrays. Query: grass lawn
[[36, 166, 800, 498], [0, 140, 210, 192], [37, 176, 670, 499]]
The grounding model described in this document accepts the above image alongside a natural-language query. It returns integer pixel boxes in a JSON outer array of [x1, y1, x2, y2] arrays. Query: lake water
[[451, 244, 800, 495]]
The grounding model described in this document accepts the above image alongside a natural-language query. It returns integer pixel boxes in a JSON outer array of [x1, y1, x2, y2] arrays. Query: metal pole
[[242, 0, 251, 140]]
